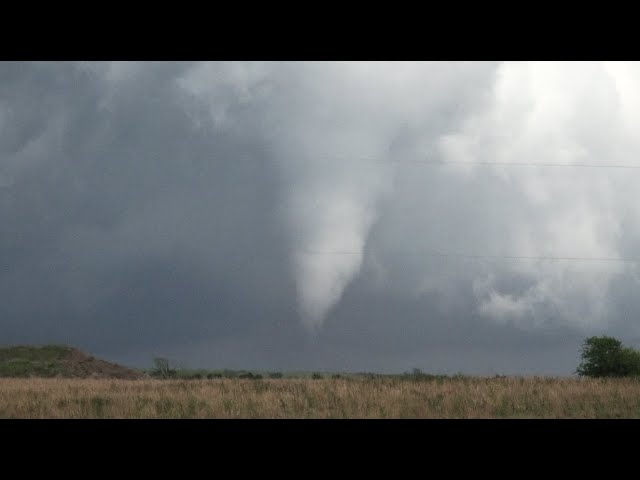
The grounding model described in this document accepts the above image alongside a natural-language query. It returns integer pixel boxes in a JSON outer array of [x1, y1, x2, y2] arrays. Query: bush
[[311, 373, 323, 380], [269, 372, 283, 379], [576, 336, 640, 377], [151, 357, 177, 379], [403, 368, 427, 380]]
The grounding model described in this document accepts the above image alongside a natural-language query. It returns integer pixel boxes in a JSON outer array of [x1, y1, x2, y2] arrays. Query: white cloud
[[434, 62, 638, 329], [176, 61, 640, 334]]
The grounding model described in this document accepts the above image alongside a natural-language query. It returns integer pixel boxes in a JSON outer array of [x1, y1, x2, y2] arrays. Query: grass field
[[2, 376, 640, 418]]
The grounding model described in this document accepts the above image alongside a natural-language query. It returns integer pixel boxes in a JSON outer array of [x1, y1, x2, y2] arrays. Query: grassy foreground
[[2, 376, 640, 418]]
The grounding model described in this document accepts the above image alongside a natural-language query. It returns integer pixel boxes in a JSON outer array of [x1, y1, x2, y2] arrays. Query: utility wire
[[298, 251, 640, 263], [401, 161, 640, 169], [263, 158, 640, 169]]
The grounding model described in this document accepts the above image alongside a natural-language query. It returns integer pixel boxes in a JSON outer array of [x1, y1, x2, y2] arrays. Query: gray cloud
[[2, 61, 639, 374]]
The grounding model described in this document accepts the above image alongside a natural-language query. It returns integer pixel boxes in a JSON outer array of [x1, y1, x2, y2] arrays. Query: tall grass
[[1, 376, 640, 418]]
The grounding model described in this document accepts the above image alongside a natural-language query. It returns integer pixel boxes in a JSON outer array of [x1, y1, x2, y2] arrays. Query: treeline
[[148, 336, 640, 380], [148, 358, 283, 380]]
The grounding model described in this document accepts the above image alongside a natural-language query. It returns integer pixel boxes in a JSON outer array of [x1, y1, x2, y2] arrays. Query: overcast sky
[[2, 61, 640, 375]]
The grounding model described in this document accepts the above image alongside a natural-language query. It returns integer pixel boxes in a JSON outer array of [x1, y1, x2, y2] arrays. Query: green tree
[[151, 357, 176, 378], [619, 347, 640, 375], [576, 336, 640, 377]]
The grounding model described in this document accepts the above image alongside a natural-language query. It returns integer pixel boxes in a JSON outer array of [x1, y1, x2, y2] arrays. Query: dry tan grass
[[1, 376, 640, 418]]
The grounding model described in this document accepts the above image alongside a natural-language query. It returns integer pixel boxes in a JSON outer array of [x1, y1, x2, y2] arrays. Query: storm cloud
[[2, 61, 640, 374]]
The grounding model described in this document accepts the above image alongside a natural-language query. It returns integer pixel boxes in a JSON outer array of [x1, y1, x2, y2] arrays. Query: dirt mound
[[0, 345, 143, 379], [60, 348, 143, 379]]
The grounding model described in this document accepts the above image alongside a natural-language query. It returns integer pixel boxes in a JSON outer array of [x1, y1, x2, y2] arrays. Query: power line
[[265, 158, 640, 169], [403, 161, 640, 169], [298, 250, 640, 263]]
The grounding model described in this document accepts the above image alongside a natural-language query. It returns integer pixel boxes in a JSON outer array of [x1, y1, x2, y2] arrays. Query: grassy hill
[[0, 345, 142, 379]]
